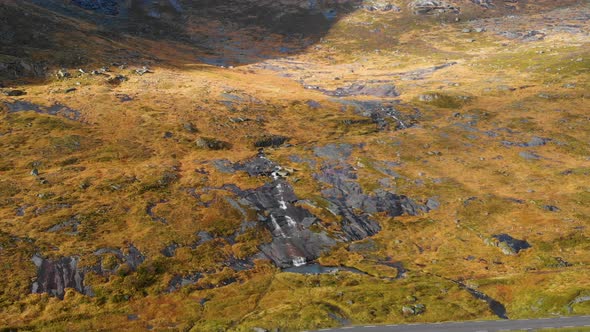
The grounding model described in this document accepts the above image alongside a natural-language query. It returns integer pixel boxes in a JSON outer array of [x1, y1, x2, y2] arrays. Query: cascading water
[[292, 256, 307, 267], [270, 215, 286, 237], [285, 215, 297, 227]]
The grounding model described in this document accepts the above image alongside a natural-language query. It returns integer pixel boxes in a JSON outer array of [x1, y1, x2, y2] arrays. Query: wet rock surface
[[201, 149, 427, 268], [334, 99, 419, 131], [228, 162, 337, 268]]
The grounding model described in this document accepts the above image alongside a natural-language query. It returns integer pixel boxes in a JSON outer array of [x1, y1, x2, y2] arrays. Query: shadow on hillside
[[0, 0, 361, 83]]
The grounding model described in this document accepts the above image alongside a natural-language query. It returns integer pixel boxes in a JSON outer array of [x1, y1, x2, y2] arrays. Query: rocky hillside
[[1, 0, 589, 330]]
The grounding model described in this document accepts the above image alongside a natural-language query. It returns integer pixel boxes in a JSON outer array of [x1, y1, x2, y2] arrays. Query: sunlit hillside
[[0, 0, 589, 330]]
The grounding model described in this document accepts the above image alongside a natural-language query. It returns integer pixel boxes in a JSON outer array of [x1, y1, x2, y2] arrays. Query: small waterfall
[[270, 215, 286, 237], [285, 215, 297, 227], [390, 114, 407, 129], [292, 256, 307, 267], [276, 183, 288, 209], [279, 200, 288, 210]]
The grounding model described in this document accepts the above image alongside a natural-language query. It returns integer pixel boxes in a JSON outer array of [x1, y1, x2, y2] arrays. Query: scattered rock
[[471, 0, 495, 8], [543, 205, 560, 212], [363, 2, 401, 12], [167, 274, 201, 292], [402, 304, 425, 315], [146, 200, 168, 224], [323, 83, 399, 98], [106, 75, 128, 86], [519, 151, 541, 160], [426, 197, 440, 210], [115, 94, 133, 102], [161, 243, 179, 257], [567, 295, 590, 313], [314, 144, 428, 241], [253, 135, 289, 148], [348, 239, 377, 252], [72, 0, 120, 15], [485, 234, 531, 255], [195, 137, 231, 150], [251, 327, 268, 332], [306, 100, 322, 109], [93, 244, 145, 274], [0, 57, 44, 79], [410, 0, 460, 15], [503, 136, 550, 148], [334, 100, 417, 131], [195, 231, 214, 246], [56, 69, 71, 79], [183, 122, 198, 133], [1, 89, 26, 96], [135, 67, 152, 75], [46, 217, 80, 235]]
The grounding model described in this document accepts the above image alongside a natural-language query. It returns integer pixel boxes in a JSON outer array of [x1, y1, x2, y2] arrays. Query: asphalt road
[[308, 316, 590, 332]]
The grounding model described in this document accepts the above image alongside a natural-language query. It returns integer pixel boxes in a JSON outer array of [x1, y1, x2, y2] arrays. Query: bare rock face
[[471, 0, 495, 8], [221, 154, 337, 268], [221, 149, 428, 268], [31, 245, 145, 299], [241, 179, 337, 267], [314, 144, 428, 241], [409, 0, 460, 15], [31, 255, 91, 299]]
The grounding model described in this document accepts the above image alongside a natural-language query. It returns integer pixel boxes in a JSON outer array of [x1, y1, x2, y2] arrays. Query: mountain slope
[[0, 0, 589, 330]]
